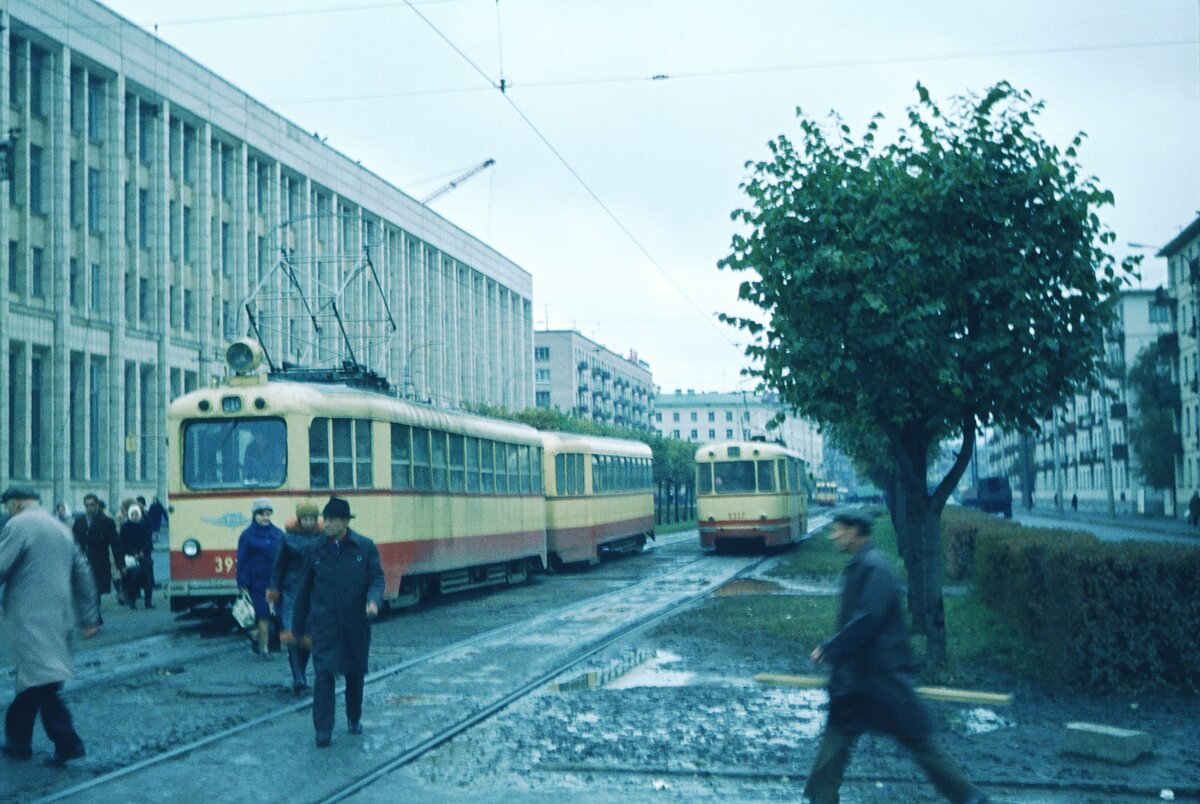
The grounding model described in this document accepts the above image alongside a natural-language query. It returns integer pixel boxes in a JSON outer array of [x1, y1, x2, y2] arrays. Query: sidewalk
[[1015, 505, 1200, 545]]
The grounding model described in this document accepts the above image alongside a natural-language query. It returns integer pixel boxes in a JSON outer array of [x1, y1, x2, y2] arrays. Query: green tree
[[1126, 340, 1180, 490], [719, 83, 1135, 664]]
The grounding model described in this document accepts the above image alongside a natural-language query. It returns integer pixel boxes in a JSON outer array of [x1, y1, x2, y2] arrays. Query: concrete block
[[1063, 721, 1152, 763]]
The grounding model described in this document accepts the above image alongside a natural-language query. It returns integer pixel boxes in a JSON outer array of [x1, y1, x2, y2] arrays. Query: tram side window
[[309, 418, 330, 489], [431, 430, 448, 492], [391, 424, 412, 490], [572, 453, 585, 495], [412, 427, 432, 490], [757, 460, 776, 492], [518, 445, 531, 494], [697, 463, 713, 494], [465, 437, 479, 492], [355, 420, 372, 487], [492, 442, 506, 494], [450, 434, 467, 492], [714, 460, 756, 494], [532, 447, 543, 493], [480, 440, 495, 493], [326, 418, 372, 489], [592, 455, 604, 494], [184, 418, 286, 490], [555, 453, 566, 496], [506, 443, 520, 495]]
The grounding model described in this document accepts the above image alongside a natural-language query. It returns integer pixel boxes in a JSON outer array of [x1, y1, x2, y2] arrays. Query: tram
[[166, 340, 654, 612], [814, 480, 839, 506], [695, 441, 808, 551], [540, 432, 655, 567]]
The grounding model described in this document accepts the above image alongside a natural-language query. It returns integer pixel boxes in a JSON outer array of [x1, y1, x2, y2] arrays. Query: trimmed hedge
[[943, 507, 1200, 693]]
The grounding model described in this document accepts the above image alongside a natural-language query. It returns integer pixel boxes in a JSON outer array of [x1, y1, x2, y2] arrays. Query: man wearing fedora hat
[[0, 486, 100, 766], [289, 497, 384, 747]]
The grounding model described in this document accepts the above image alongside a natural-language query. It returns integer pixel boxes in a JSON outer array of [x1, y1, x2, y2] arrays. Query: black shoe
[[315, 733, 331, 748], [144, 603, 155, 609], [347, 721, 363, 735], [45, 745, 85, 766], [1, 743, 32, 761]]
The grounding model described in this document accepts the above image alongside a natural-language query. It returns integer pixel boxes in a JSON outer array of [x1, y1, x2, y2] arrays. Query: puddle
[[606, 651, 696, 689], [952, 707, 1015, 734], [716, 579, 785, 596]]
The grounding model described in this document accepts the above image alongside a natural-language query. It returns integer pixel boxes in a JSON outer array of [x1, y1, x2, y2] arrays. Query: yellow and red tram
[[167, 341, 655, 611], [695, 441, 808, 551], [540, 432, 655, 567]]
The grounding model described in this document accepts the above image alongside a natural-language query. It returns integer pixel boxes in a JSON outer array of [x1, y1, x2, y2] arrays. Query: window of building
[[90, 263, 101, 312], [69, 259, 81, 307], [183, 289, 194, 332], [29, 48, 46, 118], [726, 429, 734, 439], [88, 358, 103, 478], [30, 248, 43, 298], [690, 412, 698, 422], [87, 78, 103, 141], [655, 413, 662, 422], [169, 200, 179, 259], [138, 277, 149, 324], [9, 42, 21, 107], [536, 390, 551, 407], [139, 107, 153, 164], [535, 368, 550, 381], [30, 352, 44, 479], [87, 168, 101, 231], [708, 412, 715, 422], [708, 429, 716, 439], [672, 412, 680, 422], [29, 145, 43, 214], [743, 411, 751, 421], [183, 125, 196, 183], [535, 347, 550, 361], [1149, 300, 1170, 324], [184, 206, 195, 261], [8, 241, 20, 293], [726, 411, 733, 421], [672, 429, 680, 438], [221, 222, 231, 276], [138, 189, 149, 249], [690, 429, 698, 440]]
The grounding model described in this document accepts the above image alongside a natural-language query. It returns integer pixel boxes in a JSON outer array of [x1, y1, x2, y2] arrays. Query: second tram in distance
[[695, 440, 809, 551]]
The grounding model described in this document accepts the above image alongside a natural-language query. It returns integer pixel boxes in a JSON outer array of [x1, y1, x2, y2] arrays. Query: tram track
[[29, 540, 750, 803]]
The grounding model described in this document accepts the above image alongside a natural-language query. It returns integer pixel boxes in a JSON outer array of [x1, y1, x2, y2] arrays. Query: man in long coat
[[0, 486, 100, 766], [804, 510, 987, 804], [289, 497, 384, 748], [72, 493, 120, 622]]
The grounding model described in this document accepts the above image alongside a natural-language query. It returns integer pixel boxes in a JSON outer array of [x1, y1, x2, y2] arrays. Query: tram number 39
[[214, 556, 235, 573]]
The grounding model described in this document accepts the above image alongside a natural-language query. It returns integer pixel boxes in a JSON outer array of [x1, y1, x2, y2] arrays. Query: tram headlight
[[225, 338, 264, 375], [182, 539, 201, 558]]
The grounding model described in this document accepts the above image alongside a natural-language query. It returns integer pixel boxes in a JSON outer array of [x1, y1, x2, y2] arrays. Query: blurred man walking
[[0, 487, 100, 766]]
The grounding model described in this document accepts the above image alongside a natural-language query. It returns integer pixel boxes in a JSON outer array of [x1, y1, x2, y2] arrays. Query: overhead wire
[[399, 0, 745, 352]]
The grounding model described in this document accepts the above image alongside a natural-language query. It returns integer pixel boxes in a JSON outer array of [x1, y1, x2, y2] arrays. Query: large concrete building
[[986, 289, 1169, 514], [653, 390, 823, 473], [0, 0, 535, 508], [1161, 217, 1200, 511], [533, 329, 655, 430]]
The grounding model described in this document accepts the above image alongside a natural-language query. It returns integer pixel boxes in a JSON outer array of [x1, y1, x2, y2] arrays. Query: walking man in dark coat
[[804, 511, 987, 804], [71, 493, 120, 624], [288, 497, 384, 748], [0, 486, 100, 766]]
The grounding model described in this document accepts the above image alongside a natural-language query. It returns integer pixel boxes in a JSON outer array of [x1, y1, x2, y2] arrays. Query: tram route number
[[213, 556, 235, 574]]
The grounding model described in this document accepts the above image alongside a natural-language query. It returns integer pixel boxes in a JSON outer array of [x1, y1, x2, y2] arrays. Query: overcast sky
[[100, 0, 1200, 394]]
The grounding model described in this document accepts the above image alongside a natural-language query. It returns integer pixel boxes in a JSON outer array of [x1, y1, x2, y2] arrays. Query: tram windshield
[[712, 460, 758, 494], [183, 418, 287, 489]]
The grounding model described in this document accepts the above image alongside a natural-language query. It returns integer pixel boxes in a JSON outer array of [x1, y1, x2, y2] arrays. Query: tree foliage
[[1126, 341, 1181, 490], [719, 82, 1136, 663]]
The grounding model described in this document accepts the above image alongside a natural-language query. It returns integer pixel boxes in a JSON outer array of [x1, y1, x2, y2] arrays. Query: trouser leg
[[804, 723, 857, 804], [143, 559, 155, 605], [287, 646, 309, 686], [344, 674, 364, 725], [5, 688, 40, 748], [312, 671, 335, 737], [35, 684, 84, 755], [899, 736, 982, 803]]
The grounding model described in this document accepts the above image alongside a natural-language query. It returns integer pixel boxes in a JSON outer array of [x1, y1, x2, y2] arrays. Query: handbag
[[231, 590, 256, 630]]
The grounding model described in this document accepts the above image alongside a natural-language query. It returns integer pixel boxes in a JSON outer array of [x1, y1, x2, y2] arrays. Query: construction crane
[[420, 159, 496, 205]]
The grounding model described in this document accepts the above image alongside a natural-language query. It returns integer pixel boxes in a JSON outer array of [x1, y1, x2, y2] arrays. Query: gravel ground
[[383, 591, 1200, 804]]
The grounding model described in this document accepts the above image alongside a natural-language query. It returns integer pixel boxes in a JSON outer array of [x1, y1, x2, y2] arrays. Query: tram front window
[[713, 460, 757, 494], [183, 418, 287, 489]]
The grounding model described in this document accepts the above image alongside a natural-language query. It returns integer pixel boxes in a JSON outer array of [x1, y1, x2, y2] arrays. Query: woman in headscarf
[[267, 501, 322, 692], [236, 498, 283, 656], [119, 503, 154, 609]]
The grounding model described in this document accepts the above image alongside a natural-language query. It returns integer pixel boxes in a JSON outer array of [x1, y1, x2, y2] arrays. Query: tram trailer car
[[167, 342, 548, 612], [695, 441, 809, 552], [540, 432, 655, 567]]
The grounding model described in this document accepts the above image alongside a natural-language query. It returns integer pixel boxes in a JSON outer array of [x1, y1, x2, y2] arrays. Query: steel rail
[[35, 547, 719, 804], [318, 553, 770, 803]]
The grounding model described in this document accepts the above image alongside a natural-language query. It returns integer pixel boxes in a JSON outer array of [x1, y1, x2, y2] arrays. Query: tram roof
[[168, 378, 543, 443], [694, 440, 804, 462], [539, 431, 652, 458]]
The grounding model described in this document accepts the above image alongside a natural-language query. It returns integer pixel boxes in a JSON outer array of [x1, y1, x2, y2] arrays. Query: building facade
[[986, 289, 1169, 514], [653, 390, 823, 473], [1160, 216, 1200, 510], [1, 0, 534, 508], [533, 329, 655, 430]]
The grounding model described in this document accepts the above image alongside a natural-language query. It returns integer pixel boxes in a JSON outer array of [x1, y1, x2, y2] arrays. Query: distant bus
[[814, 480, 838, 507]]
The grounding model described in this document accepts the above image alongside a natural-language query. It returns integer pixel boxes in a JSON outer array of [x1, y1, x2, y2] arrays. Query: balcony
[[1110, 402, 1127, 419], [1112, 443, 1129, 461], [1158, 332, 1179, 356], [578, 361, 589, 371]]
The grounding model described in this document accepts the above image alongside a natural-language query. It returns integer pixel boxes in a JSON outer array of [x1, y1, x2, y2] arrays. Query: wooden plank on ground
[[753, 673, 1013, 706]]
